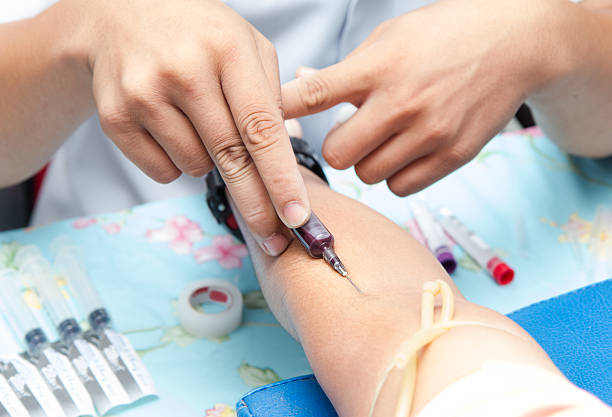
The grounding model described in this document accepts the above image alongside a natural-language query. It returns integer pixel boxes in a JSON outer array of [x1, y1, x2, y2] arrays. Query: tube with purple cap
[[409, 200, 457, 274]]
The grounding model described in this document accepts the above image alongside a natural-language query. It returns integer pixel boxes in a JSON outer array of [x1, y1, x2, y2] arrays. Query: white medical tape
[[177, 279, 243, 338]]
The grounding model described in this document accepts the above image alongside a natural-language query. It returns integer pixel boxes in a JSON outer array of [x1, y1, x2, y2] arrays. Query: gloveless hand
[[282, 0, 571, 195], [74, 0, 309, 255]]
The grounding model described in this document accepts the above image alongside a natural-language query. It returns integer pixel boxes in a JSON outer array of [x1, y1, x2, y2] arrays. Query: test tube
[[409, 200, 457, 274], [437, 207, 514, 285]]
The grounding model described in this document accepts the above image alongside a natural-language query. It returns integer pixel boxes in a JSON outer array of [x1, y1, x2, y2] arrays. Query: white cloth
[[1, 0, 433, 225], [417, 361, 612, 417]]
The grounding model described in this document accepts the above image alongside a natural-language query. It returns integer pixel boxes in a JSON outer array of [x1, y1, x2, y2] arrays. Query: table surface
[[1, 128, 611, 417]]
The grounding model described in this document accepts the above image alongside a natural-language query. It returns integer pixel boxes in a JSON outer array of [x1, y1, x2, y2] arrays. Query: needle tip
[[346, 274, 363, 294]]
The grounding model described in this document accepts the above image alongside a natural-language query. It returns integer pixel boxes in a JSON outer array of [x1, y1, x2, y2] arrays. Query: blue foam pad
[[237, 279, 612, 416], [508, 279, 612, 404], [236, 375, 337, 417]]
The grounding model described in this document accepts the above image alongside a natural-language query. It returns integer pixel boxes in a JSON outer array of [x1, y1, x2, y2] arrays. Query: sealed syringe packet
[[53, 240, 157, 402], [0, 241, 158, 416], [0, 267, 95, 417]]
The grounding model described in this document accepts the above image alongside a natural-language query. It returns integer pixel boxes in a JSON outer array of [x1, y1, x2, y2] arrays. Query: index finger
[[281, 55, 370, 119], [220, 36, 311, 230]]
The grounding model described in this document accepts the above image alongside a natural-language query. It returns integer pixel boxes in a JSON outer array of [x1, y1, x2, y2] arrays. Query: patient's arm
[[231, 167, 558, 417]]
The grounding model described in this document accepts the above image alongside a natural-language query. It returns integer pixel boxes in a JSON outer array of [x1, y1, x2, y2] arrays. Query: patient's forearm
[[233, 168, 558, 417]]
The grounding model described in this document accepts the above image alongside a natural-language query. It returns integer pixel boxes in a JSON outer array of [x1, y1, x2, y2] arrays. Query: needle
[[332, 261, 363, 294], [345, 274, 363, 294]]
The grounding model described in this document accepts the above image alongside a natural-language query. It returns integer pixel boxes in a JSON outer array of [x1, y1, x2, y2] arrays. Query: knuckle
[[98, 106, 137, 136], [184, 154, 214, 178], [218, 39, 241, 64], [387, 101, 420, 125], [443, 143, 477, 168], [121, 76, 163, 112], [238, 107, 283, 152], [240, 206, 270, 230], [395, 103, 420, 121], [162, 65, 204, 99], [299, 75, 331, 112], [213, 142, 253, 182], [423, 119, 453, 143]]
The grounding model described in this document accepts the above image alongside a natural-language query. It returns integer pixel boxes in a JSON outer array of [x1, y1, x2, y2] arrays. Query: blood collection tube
[[410, 200, 457, 274], [436, 208, 514, 285]]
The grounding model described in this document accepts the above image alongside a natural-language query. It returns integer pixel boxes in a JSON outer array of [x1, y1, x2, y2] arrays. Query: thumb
[[281, 56, 369, 119]]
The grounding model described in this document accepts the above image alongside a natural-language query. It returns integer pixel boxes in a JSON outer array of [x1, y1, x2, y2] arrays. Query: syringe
[[17, 248, 130, 414], [292, 212, 362, 293], [51, 239, 156, 401], [0, 268, 94, 417]]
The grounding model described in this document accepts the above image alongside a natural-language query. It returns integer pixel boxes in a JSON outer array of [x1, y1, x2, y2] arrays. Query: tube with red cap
[[436, 207, 514, 285]]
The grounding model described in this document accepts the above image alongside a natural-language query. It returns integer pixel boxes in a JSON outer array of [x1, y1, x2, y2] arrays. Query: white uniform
[[2, 0, 433, 225]]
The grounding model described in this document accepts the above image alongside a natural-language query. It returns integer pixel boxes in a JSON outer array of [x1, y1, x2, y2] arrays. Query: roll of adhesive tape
[[177, 279, 243, 338]]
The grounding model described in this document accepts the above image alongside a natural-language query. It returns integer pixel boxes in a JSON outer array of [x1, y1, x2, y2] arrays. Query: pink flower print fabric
[[73, 218, 97, 229], [146, 215, 204, 254], [194, 235, 248, 269]]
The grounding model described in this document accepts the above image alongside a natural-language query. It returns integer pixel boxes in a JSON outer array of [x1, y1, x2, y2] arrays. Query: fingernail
[[283, 202, 309, 228], [335, 103, 358, 125], [296, 66, 317, 78], [262, 233, 290, 256]]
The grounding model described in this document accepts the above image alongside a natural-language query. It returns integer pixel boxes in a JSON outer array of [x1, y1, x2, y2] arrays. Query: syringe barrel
[[52, 243, 105, 315], [292, 212, 334, 258], [0, 268, 44, 346], [19, 255, 74, 329]]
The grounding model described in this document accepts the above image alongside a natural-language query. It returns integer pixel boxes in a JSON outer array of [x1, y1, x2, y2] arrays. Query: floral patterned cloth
[[0, 129, 610, 416]]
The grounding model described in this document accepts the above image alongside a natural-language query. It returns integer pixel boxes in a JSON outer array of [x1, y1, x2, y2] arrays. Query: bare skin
[[231, 166, 559, 417], [0, 0, 309, 255], [282, 0, 612, 197]]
